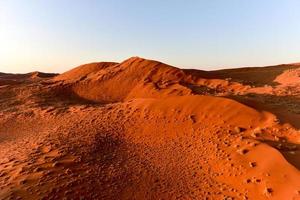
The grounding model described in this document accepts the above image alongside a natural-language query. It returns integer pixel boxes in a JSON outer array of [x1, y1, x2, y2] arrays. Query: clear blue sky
[[1, 0, 300, 73]]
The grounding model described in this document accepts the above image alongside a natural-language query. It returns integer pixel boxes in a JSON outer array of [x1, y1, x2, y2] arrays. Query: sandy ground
[[0, 57, 299, 200]]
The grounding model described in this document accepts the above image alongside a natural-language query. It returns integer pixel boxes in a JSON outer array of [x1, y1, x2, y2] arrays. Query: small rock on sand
[[237, 148, 249, 155], [249, 162, 257, 168], [234, 127, 246, 133], [263, 187, 273, 197]]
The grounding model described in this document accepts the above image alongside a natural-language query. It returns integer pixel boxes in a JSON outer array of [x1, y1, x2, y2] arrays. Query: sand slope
[[0, 57, 299, 200]]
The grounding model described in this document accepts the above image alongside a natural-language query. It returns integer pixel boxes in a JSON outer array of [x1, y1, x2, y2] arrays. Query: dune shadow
[[260, 139, 300, 170], [185, 64, 299, 87], [185, 84, 300, 129], [35, 84, 104, 108], [226, 94, 300, 129]]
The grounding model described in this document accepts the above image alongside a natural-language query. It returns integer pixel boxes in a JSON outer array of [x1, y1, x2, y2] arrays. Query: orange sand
[[0, 57, 299, 199]]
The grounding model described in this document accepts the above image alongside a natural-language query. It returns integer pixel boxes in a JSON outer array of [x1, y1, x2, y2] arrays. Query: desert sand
[[0, 57, 299, 200]]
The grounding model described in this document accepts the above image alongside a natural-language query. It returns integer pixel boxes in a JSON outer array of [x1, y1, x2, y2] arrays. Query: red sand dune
[[0, 57, 299, 200]]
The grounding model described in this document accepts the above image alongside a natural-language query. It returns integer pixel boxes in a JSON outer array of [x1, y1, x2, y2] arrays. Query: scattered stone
[[65, 168, 72, 174], [234, 127, 246, 133], [273, 118, 280, 123], [276, 143, 283, 149], [238, 136, 245, 141], [249, 162, 257, 168], [64, 190, 72, 196], [223, 196, 234, 200], [255, 178, 261, 183], [243, 195, 249, 200], [237, 148, 249, 155], [252, 127, 262, 135], [0, 172, 7, 177], [20, 179, 27, 185], [52, 162, 61, 167], [245, 179, 251, 184], [250, 132, 259, 138], [249, 142, 259, 147], [263, 187, 273, 197], [189, 115, 197, 123], [34, 167, 42, 172], [288, 145, 297, 151], [289, 151, 296, 155]]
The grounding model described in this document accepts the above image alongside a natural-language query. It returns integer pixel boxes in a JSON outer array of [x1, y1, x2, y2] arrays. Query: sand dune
[[0, 57, 299, 199]]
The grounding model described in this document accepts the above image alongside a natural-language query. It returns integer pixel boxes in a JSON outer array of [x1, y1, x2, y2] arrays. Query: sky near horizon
[[1, 1, 300, 73]]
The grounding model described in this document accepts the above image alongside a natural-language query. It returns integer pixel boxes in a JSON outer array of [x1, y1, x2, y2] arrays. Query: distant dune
[[0, 57, 299, 199]]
